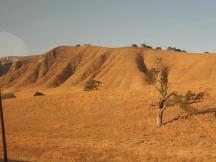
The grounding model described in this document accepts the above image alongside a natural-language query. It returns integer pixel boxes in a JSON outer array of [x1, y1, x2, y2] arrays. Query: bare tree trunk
[[157, 108, 165, 127]]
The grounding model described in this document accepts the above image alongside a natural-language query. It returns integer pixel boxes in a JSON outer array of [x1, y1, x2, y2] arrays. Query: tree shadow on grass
[[164, 107, 216, 125]]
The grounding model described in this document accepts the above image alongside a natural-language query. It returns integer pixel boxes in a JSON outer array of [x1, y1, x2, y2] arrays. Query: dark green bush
[[34, 92, 45, 96], [131, 44, 138, 47], [167, 47, 186, 52], [85, 80, 102, 91], [141, 43, 152, 49]]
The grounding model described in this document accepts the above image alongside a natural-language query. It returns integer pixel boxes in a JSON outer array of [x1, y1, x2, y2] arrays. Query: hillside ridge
[[1, 45, 216, 91]]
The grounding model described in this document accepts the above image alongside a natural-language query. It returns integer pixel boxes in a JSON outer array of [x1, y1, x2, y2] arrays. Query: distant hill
[[0, 56, 20, 64], [0, 45, 216, 91]]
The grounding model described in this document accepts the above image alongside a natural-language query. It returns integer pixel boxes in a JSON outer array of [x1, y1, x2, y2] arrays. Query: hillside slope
[[1, 45, 216, 161], [1, 45, 216, 91]]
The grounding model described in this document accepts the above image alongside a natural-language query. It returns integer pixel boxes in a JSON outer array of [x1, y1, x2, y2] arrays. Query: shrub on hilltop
[[167, 47, 186, 52], [131, 44, 138, 47], [140, 43, 152, 49]]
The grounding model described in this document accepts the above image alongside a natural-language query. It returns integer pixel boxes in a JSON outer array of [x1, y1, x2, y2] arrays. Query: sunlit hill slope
[[0, 45, 216, 91]]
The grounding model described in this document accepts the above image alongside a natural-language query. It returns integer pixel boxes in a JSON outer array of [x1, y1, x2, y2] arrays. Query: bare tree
[[148, 58, 208, 127]]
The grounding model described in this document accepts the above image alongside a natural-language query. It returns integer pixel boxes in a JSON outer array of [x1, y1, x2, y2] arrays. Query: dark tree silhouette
[[156, 47, 162, 50], [85, 80, 102, 91], [140, 43, 152, 49], [131, 44, 138, 47], [167, 47, 186, 52]]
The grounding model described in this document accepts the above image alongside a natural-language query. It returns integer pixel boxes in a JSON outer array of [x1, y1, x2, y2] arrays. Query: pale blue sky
[[1, 0, 216, 56]]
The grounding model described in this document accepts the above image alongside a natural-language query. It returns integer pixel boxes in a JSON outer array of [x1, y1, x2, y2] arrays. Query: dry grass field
[[1, 45, 216, 161]]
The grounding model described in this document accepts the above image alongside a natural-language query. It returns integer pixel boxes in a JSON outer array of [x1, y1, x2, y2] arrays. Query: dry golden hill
[[1, 45, 216, 92], [1, 45, 216, 162]]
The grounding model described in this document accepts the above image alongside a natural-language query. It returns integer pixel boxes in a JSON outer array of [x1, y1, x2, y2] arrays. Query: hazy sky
[[1, 0, 216, 56]]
